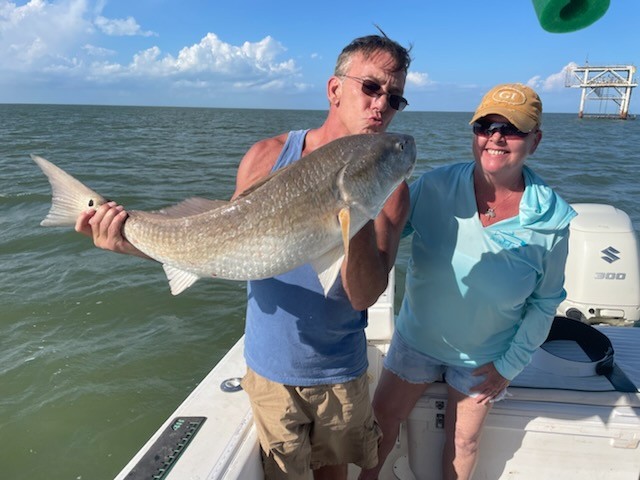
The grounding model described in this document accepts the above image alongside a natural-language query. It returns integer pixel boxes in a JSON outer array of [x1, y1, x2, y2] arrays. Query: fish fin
[[309, 208, 351, 296], [31, 154, 108, 227], [338, 207, 351, 258], [153, 197, 228, 218], [310, 246, 345, 297], [336, 163, 379, 219], [234, 162, 298, 199], [162, 264, 200, 295]]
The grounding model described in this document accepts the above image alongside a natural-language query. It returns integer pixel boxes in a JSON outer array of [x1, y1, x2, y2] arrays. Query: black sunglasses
[[472, 121, 530, 138], [342, 75, 408, 111]]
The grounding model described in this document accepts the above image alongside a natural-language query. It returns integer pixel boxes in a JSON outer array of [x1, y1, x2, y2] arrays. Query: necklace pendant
[[485, 208, 496, 218]]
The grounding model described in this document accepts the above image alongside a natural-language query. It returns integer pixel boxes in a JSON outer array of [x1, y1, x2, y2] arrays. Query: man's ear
[[328, 76, 342, 106]]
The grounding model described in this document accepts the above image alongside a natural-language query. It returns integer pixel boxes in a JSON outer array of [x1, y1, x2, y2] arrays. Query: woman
[[359, 83, 576, 480]]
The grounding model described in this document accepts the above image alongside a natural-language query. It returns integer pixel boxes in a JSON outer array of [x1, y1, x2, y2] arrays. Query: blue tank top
[[243, 130, 368, 386]]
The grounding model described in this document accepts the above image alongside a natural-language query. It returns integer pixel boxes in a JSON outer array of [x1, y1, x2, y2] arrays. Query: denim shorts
[[384, 331, 507, 401]]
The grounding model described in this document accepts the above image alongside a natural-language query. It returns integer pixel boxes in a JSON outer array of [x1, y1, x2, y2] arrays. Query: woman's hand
[[470, 362, 510, 405]]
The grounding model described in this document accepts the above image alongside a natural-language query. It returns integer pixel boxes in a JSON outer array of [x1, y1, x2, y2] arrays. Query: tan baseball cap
[[469, 83, 542, 133]]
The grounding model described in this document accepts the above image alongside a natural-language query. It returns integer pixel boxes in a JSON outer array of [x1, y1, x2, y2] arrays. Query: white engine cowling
[[557, 203, 640, 326]]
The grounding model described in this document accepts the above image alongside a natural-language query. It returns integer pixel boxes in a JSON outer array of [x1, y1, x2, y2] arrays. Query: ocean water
[[1, 104, 639, 479]]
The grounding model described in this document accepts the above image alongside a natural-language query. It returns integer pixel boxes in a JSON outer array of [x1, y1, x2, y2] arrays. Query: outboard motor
[[557, 203, 640, 326]]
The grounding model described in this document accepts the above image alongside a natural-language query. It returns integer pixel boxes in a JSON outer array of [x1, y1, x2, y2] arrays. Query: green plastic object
[[532, 0, 610, 33]]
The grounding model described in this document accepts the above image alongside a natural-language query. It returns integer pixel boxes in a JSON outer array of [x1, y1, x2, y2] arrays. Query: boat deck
[[115, 326, 640, 480]]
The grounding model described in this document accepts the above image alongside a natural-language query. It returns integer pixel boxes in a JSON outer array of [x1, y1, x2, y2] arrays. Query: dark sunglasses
[[472, 121, 530, 138], [342, 75, 408, 111]]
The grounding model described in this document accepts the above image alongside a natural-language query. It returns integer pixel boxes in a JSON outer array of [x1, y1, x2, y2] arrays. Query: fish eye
[[88, 199, 94, 207]]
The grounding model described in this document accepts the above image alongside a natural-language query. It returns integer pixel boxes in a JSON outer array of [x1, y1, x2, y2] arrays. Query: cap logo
[[491, 87, 526, 105]]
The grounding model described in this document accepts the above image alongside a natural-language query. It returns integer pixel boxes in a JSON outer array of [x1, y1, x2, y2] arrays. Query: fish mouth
[[404, 162, 416, 179]]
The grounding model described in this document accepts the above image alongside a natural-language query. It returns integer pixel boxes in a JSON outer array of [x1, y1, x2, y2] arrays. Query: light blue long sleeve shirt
[[396, 162, 576, 380]]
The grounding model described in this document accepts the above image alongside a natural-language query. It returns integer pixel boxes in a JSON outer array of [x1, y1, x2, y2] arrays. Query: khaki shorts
[[241, 368, 381, 480]]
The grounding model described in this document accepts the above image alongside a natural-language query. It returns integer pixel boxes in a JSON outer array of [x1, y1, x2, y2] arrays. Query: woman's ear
[[529, 129, 543, 155]]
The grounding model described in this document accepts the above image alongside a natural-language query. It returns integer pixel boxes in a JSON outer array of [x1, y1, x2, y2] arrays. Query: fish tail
[[31, 154, 107, 227]]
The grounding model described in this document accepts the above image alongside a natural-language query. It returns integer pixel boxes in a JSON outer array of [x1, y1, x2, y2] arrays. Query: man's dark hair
[[334, 26, 412, 76]]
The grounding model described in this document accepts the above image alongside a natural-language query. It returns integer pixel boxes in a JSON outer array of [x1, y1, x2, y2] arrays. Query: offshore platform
[[565, 64, 636, 119]]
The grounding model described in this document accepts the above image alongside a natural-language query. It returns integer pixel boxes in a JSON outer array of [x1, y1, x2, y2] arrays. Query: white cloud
[[527, 62, 579, 91], [0, 0, 309, 106], [0, 0, 92, 69], [407, 71, 433, 87], [116, 34, 299, 82], [86, 59, 123, 80], [94, 15, 155, 37], [82, 43, 115, 57], [0, 1, 301, 96], [78, 33, 302, 96]]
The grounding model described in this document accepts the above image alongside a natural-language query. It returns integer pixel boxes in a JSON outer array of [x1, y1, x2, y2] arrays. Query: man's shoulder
[[234, 133, 289, 198], [242, 133, 290, 171], [246, 133, 288, 161]]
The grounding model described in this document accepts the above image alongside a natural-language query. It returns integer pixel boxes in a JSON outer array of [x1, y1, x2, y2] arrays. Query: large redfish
[[33, 133, 416, 295]]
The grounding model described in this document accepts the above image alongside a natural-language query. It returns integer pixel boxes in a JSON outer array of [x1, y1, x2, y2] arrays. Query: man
[[75, 31, 412, 480], [235, 32, 411, 480]]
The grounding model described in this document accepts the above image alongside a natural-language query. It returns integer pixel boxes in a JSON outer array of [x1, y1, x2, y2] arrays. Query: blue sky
[[1, 0, 638, 113]]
